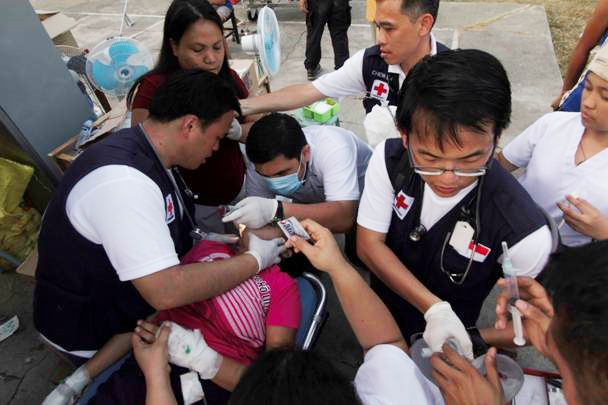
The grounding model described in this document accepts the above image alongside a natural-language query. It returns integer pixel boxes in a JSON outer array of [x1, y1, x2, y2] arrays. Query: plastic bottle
[[75, 119, 93, 150]]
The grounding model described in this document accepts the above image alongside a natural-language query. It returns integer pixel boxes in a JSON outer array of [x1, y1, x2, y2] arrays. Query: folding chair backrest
[[537, 205, 561, 253], [295, 272, 327, 350]]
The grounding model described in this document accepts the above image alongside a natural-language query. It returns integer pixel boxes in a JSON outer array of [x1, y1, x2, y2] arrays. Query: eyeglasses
[[406, 145, 495, 177]]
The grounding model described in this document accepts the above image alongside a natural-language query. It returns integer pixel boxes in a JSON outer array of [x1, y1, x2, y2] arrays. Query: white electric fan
[[240, 6, 281, 77]]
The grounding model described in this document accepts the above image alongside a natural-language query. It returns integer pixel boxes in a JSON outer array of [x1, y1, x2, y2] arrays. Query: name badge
[[449, 221, 475, 254]]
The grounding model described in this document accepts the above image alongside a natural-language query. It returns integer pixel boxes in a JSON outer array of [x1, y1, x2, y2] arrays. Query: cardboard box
[[37, 11, 79, 47], [229, 58, 269, 96]]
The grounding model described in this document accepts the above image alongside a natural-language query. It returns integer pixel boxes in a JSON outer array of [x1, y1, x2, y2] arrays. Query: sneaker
[[307, 65, 322, 81]]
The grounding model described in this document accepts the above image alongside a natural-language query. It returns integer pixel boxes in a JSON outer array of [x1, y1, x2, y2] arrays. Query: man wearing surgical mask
[[223, 113, 372, 233]]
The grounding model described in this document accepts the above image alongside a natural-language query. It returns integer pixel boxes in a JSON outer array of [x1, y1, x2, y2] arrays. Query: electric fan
[[85, 37, 153, 98], [241, 6, 281, 77]]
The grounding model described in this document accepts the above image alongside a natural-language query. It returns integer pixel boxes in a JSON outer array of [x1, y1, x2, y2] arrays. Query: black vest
[[362, 41, 449, 113], [34, 125, 194, 351], [371, 139, 547, 340]]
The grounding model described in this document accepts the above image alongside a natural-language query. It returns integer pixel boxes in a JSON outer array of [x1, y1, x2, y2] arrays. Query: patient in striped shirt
[[44, 240, 300, 405]]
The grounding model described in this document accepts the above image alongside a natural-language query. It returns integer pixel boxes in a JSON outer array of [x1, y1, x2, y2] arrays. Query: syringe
[[501, 241, 526, 346], [558, 192, 580, 228]]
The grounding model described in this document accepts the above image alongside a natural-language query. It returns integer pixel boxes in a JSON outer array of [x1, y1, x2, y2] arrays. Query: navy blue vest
[[362, 41, 449, 113], [371, 139, 547, 340], [34, 125, 194, 351]]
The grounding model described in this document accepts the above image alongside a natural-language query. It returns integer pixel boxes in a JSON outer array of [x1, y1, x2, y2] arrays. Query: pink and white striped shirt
[[156, 241, 300, 365]]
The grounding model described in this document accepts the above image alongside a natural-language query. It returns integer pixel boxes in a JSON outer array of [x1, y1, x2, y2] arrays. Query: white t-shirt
[[355, 344, 444, 405], [357, 141, 552, 277], [246, 125, 373, 202], [66, 165, 181, 281], [502, 111, 608, 246], [43, 164, 184, 356], [312, 35, 439, 100]]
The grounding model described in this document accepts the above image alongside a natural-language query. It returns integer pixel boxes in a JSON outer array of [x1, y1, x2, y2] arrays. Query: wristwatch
[[272, 200, 284, 222], [466, 326, 489, 358]]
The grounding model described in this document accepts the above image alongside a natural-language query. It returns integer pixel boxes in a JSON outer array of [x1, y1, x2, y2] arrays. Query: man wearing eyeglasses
[[356, 49, 553, 359]]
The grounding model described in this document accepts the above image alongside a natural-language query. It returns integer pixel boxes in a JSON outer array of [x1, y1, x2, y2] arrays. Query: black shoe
[[307, 65, 322, 81]]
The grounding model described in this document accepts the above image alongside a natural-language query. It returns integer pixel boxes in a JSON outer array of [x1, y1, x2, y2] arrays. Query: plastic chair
[[295, 271, 328, 350], [538, 205, 561, 253]]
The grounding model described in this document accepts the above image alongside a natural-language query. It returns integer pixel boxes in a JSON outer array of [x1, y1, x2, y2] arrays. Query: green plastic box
[[302, 98, 340, 123]]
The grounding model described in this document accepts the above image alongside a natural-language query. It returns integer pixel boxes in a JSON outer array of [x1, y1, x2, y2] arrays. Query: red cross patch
[[393, 191, 414, 220], [165, 194, 175, 224], [371, 79, 389, 101]]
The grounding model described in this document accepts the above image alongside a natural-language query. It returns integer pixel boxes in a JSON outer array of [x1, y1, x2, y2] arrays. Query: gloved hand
[[245, 233, 286, 272], [226, 117, 242, 141], [42, 364, 91, 405], [423, 301, 474, 360], [221, 197, 278, 229], [166, 322, 222, 380]]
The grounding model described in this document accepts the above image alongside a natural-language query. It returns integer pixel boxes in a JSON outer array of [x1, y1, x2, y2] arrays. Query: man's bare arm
[[284, 200, 356, 233], [288, 220, 407, 353], [240, 82, 325, 116], [132, 254, 259, 310], [496, 152, 519, 172], [357, 225, 442, 313]]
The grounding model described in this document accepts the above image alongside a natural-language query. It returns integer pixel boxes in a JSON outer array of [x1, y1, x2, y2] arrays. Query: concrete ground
[[2, 1, 559, 403]]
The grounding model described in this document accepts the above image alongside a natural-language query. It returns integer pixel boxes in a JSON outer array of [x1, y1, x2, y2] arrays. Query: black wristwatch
[[272, 200, 284, 222], [466, 326, 489, 358]]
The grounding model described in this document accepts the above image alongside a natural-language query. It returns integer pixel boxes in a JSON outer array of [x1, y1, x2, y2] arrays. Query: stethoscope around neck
[[408, 176, 485, 286], [141, 126, 238, 244]]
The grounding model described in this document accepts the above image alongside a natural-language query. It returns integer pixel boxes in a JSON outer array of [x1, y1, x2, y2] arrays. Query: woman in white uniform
[[498, 45, 608, 246]]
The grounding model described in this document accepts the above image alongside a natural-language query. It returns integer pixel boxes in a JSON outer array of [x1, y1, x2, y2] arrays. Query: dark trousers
[[305, 0, 351, 70], [90, 355, 230, 405]]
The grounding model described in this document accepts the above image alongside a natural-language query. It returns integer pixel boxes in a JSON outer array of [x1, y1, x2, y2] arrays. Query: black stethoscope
[[141, 125, 238, 244], [409, 175, 485, 286]]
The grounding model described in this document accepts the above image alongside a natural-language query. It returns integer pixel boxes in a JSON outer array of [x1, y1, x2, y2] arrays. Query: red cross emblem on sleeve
[[371, 79, 389, 101], [393, 190, 414, 220], [165, 194, 176, 224]]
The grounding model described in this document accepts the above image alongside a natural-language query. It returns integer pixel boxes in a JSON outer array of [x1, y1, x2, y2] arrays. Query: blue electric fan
[[85, 37, 153, 98]]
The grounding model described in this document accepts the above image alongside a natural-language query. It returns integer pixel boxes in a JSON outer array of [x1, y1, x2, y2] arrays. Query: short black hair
[[148, 69, 241, 126], [400, 0, 440, 23], [229, 349, 362, 405], [246, 113, 307, 164], [542, 241, 608, 405], [396, 49, 511, 150]]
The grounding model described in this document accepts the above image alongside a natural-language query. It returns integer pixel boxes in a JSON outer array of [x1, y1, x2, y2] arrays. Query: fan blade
[[130, 65, 149, 81], [91, 60, 119, 91], [108, 40, 139, 66]]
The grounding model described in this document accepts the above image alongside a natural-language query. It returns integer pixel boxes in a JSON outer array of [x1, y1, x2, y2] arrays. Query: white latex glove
[[245, 233, 286, 272], [221, 197, 278, 229], [363, 105, 399, 148], [226, 117, 242, 141], [166, 322, 222, 380], [423, 301, 474, 360], [42, 365, 91, 405]]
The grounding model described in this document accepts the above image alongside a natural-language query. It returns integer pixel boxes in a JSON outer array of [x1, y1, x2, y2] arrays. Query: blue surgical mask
[[263, 158, 306, 196]]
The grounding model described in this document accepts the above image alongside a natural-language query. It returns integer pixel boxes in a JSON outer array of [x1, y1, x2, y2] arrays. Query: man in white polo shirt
[[223, 113, 372, 233], [240, 0, 447, 117]]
